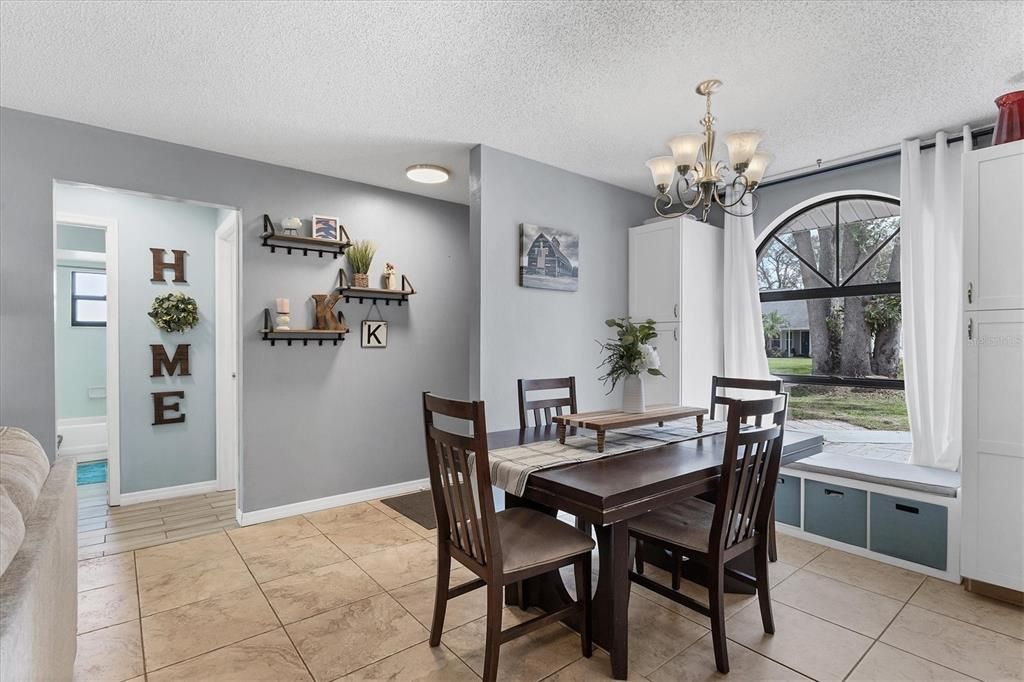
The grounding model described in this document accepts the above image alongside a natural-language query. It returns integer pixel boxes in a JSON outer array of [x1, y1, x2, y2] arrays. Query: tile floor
[[74, 499, 1024, 681]]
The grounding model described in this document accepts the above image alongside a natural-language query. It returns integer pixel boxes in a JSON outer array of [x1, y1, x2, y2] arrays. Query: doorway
[[54, 212, 120, 505], [53, 184, 241, 518]]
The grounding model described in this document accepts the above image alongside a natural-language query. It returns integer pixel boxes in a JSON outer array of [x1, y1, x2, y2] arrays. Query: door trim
[[215, 212, 241, 493]]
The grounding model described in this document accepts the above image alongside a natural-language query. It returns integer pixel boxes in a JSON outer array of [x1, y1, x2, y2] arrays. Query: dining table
[[486, 423, 824, 680]]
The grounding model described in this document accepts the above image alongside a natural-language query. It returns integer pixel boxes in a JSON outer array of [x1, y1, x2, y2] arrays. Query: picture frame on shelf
[[312, 214, 341, 242]]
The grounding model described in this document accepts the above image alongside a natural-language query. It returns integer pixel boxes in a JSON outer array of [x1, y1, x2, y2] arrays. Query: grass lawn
[[787, 385, 909, 431], [768, 357, 812, 375]]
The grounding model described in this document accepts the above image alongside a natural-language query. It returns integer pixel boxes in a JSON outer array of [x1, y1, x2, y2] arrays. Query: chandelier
[[645, 79, 771, 221]]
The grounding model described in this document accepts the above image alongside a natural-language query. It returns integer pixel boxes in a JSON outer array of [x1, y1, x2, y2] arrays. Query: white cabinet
[[628, 221, 680, 323], [629, 217, 723, 408], [961, 141, 1024, 593], [964, 140, 1024, 311], [962, 309, 1024, 590]]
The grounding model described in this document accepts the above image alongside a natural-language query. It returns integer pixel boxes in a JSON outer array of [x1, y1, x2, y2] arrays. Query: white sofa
[[0, 426, 77, 681]]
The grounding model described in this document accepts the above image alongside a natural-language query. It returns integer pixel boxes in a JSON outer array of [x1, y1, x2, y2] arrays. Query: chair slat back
[[517, 377, 577, 429], [423, 393, 500, 571], [709, 376, 784, 421], [711, 395, 788, 552]]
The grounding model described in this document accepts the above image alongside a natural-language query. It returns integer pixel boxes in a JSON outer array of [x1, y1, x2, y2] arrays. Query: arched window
[[757, 193, 903, 392]]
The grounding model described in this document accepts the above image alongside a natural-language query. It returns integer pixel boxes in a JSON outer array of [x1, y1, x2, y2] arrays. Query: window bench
[[776, 451, 961, 582]]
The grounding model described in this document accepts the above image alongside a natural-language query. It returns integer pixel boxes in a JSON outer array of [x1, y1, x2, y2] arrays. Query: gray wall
[[0, 108, 470, 512], [55, 184, 220, 494], [753, 156, 901, 242], [470, 145, 654, 429]]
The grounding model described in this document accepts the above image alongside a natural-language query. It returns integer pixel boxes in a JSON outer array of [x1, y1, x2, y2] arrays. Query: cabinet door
[[646, 324, 680, 407], [962, 309, 1024, 590], [629, 221, 681, 323], [964, 141, 1024, 310]]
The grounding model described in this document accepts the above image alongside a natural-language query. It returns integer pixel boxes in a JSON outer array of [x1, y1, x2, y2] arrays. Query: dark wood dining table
[[487, 424, 823, 680]]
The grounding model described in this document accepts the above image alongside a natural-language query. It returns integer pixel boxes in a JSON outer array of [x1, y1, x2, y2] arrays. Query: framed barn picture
[[361, 319, 388, 348], [519, 223, 579, 291]]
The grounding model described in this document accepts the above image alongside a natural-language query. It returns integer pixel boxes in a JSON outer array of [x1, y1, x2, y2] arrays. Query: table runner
[[489, 419, 728, 496]]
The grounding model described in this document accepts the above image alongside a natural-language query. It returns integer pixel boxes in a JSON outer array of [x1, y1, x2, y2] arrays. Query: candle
[[275, 298, 290, 314]]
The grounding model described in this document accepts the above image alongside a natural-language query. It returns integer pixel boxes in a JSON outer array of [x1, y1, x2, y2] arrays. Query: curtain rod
[[758, 124, 995, 189]]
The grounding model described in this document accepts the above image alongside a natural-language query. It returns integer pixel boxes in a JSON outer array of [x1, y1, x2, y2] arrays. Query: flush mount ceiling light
[[406, 164, 450, 184], [645, 79, 771, 220]]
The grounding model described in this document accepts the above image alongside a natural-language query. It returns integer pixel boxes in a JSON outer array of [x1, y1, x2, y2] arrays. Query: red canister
[[993, 90, 1024, 145]]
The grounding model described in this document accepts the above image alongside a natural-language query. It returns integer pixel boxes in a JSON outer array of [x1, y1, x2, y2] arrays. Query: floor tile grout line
[[224, 524, 320, 682], [133, 550, 148, 681], [872, 637, 987, 681]]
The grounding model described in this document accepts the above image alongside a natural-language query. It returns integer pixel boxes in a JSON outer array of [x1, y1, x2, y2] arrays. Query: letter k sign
[[361, 320, 388, 348]]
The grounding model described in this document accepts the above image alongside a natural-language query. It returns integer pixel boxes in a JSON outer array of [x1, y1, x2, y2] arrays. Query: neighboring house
[[524, 233, 576, 279], [762, 300, 811, 357]]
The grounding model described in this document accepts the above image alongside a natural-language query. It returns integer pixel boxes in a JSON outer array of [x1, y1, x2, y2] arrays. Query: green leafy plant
[[148, 292, 199, 333], [597, 317, 664, 393], [347, 240, 377, 275]]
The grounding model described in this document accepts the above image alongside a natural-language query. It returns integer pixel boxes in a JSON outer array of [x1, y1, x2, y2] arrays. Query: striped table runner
[[489, 419, 728, 496]]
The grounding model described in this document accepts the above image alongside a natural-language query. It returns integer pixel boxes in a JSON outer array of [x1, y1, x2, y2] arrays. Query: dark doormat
[[381, 490, 437, 530]]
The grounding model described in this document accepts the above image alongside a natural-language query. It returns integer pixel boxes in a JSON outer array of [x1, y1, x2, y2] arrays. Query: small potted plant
[[597, 317, 664, 413], [382, 262, 397, 290], [347, 240, 376, 288]]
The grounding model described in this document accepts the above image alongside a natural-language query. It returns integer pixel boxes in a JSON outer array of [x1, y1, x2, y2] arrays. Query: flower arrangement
[[597, 317, 663, 392], [148, 292, 199, 333], [384, 262, 396, 275]]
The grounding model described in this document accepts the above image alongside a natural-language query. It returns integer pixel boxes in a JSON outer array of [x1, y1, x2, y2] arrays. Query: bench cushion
[[786, 452, 960, 498]]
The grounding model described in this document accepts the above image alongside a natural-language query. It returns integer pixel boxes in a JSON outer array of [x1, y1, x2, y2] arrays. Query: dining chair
[[423, 392, 594, 682], [711, 375, 785, 561], [709, 375, 784, 420], [628, 394, 788, 674], [634, 375, 787, 578], [517, 376, 577, 429]]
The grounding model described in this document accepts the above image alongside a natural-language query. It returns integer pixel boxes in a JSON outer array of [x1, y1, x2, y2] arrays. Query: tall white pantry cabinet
[[961, 138, 1024, 592], [628, 216, 724, 409]]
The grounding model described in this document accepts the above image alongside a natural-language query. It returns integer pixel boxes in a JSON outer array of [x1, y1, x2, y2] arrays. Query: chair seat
[[496, 507, 595, 575], [630, 498, 716, 553]]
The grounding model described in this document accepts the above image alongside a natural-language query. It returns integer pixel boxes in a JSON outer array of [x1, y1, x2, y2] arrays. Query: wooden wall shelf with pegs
[[260, 214, 352, 258], [338, 269, 416, 306]]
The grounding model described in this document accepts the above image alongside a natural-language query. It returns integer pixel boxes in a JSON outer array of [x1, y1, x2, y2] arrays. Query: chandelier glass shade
[[645, 80, 770, 221]]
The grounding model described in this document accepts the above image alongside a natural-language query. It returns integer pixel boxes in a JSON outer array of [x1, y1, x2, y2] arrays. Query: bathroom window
[[71, 270, 107, 327]]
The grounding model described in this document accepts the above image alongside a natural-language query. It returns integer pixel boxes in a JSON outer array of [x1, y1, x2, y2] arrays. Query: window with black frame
[[71, 270, 107, 327], [757, 194, 908, 431]]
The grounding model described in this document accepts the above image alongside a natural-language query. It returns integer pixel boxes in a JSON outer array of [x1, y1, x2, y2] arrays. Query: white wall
[[470, 145, 654, 429]]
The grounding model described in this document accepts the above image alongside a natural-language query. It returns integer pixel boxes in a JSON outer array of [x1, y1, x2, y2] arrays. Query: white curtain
[[900, 128, 971, 471], [722, 192, 771, 382]]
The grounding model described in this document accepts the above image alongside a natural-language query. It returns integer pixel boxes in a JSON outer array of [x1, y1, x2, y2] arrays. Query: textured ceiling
[[2, 1, 1022, 205]]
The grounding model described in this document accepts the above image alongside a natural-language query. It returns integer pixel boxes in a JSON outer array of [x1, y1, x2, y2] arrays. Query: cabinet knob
[[673, 303, 679, 319], [967, 281, 973, 304], [967, 318, 973, 340]]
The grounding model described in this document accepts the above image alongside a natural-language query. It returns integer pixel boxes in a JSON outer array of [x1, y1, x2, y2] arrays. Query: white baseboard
[[238, 477, 430, 527], [58, 416, 107, 456], [118, 480, 219, 506]]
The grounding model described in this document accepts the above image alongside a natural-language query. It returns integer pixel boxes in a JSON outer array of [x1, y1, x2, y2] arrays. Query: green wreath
[[149, 292, 200, 332]]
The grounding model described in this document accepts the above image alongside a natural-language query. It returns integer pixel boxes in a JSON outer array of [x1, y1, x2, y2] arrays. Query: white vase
[[622, 374, 646, 413]]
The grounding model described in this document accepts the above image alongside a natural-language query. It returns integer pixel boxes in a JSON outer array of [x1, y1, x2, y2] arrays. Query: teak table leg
[[596, 429, 606, 453], [696, 415, 704, 433], [557, 423, 567, 444]]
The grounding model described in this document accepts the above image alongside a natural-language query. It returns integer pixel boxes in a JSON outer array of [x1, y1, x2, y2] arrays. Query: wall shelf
[[260, 309, 346, 346], [338, 270, 416, 306], [261, 214, 351, 258]]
